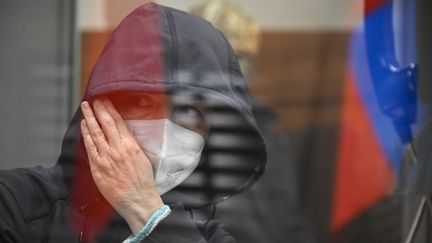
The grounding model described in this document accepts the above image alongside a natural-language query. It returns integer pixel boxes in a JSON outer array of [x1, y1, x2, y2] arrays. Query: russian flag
[[332, 0, 417, 231]]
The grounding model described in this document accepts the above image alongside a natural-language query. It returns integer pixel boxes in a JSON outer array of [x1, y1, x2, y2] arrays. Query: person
[[0, 2, 266, 243]]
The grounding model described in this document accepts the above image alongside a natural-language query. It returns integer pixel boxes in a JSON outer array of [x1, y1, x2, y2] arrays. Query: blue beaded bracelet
[[123, 205, 172, 243]]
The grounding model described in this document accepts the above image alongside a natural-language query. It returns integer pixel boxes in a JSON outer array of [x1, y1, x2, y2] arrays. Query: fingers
[[81, 101, 109, 153], [81, 119, 113, 175], [92, 99, 122, 146], [80, 119, 98, 159], [102, 98, 132, 136]]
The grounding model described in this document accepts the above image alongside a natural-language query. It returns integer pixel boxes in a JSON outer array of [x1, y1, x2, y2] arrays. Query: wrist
[[125, 194, 164, 235], [124, 205, 172, 243]]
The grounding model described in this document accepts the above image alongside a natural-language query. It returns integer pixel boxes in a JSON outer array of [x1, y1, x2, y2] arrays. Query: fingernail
[[81, 101, 89, 110]]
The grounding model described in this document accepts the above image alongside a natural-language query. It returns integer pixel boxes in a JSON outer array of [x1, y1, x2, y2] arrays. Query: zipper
[[78, 197, 99, 243], [79, 212, 89, 243], [79, 231, 84, 243]]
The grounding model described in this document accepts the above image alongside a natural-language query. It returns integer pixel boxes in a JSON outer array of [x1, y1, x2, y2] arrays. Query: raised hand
[[80, 98, 164, 234]]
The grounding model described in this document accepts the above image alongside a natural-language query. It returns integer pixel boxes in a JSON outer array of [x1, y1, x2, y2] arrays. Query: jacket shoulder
[[0, 166, 66, 222]]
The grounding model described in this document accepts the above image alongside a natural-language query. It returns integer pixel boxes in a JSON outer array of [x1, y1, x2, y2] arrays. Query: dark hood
[[57, 2, 266, 212]]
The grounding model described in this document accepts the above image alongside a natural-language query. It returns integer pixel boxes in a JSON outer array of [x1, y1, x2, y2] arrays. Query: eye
[[172, 105, 203, 127], [105, 92, 169, 120]]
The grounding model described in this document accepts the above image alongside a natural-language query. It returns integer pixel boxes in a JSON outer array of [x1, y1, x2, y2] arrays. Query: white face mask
[[125, 119, 205, 195]]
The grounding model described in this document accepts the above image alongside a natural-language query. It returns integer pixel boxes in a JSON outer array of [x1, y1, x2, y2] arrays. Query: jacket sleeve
[[0, 183, 29, 243], [142, 205, 236, 243]]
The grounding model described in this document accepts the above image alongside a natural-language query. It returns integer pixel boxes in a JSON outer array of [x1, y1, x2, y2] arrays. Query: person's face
[[98, 91, 208, 138]]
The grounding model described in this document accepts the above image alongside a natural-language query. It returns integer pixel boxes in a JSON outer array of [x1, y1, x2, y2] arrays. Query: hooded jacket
[[0, 3, 266, 243]]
